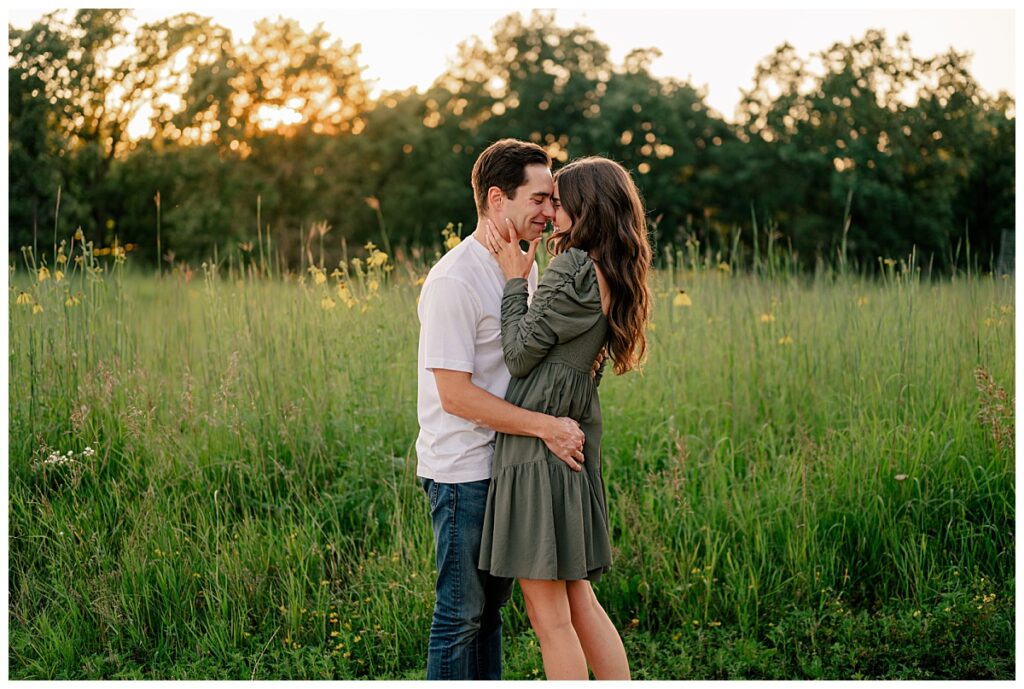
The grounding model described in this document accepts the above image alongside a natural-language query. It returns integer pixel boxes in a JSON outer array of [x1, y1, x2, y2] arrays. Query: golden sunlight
[[256, 101, 304, 131]]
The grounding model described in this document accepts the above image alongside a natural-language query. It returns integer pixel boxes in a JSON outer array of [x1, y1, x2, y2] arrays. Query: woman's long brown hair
[[549, 157, 652, 375]]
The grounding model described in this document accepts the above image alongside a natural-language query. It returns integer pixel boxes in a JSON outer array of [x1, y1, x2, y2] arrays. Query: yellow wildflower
[[321, 296, 336, 310], [55, 270, 65, 282], [445, 234, 461, 251], [32, 304, 44, 315], [337, 284, 356, 308], [37, 266, 50, 282], [16, 292, 33, 306], [65, 294, 80, 307], [717, 262, 731, 273], [760, 313, 775, 323], [673, 290, 692, 307], [368, 279, 379, 293], [73, 228, 85, 242], [777, 335, 794, 345], [883, 258, 897, 267], [56, 252, 68, 265], [415, 276, 426, 286], [857, 296, 869, 306], [314, 270, 327, 286], [367, 249, 388, 269]]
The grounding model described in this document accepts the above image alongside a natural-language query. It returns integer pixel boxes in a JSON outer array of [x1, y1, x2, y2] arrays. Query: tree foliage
[[8, 11, 1015, 272]]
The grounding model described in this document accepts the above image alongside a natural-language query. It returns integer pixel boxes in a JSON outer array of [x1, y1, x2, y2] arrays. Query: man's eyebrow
[[529, 191, 551, 198]]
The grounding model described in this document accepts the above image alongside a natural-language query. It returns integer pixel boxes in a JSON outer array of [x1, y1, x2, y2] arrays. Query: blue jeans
[[420, 477, 513, 680]]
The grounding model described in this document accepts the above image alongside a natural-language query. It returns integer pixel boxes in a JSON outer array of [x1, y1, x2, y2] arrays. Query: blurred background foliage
[[8, 10, 1016, 271]]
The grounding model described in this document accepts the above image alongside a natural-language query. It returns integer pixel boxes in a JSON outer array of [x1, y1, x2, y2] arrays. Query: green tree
[[8, 10, 229, 253], [734, 30, 1014, 269]]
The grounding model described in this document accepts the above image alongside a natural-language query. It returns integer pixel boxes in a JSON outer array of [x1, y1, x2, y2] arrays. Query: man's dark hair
[[471, 138, 551, 214]]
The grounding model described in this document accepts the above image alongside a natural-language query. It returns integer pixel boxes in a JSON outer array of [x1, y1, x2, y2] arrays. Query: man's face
[[494, 164, 555, 241]]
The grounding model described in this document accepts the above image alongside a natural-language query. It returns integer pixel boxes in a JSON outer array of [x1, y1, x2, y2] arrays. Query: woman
[[478, 157, 652, 680]]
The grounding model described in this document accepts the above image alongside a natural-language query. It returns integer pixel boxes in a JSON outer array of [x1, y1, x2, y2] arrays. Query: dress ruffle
[[478, 449, 611, 581]]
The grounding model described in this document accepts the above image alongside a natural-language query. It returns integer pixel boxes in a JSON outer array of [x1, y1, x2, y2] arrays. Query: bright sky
[[6, 2, 1017, 122]]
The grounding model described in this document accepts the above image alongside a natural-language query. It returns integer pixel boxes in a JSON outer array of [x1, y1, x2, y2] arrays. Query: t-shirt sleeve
[[418, 276, 480, 373], [500, 250, 603, 378]]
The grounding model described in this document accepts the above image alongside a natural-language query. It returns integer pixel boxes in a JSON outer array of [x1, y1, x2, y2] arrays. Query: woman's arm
[[484, 221, 604, 379]]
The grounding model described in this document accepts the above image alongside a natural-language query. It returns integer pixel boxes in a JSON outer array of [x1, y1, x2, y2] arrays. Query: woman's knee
[[520, 580, 573, 636], [566, 580, 601, 622]]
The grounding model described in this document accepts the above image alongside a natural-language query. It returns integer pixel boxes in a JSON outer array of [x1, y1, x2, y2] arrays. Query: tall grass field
[[8, 235, 1015, 679]]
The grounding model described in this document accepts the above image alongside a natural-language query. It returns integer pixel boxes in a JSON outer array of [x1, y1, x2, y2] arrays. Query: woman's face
[[551, 181, 574, 239]]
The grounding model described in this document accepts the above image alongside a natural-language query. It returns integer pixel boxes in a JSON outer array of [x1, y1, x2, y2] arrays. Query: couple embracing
[[415, 139, 652, 680]]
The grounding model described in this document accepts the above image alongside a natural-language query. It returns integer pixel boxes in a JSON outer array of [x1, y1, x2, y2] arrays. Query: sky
[[5, 3, 1018, 122]]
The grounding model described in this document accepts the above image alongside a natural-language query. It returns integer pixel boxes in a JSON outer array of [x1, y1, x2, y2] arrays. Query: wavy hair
[[549, 157, 652, 375]]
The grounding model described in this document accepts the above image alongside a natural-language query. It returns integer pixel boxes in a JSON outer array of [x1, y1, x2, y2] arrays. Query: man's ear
[[486, 186, 505, 212]]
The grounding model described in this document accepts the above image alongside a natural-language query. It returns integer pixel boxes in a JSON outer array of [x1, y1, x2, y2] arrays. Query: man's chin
[[524, 223, 548, 239]]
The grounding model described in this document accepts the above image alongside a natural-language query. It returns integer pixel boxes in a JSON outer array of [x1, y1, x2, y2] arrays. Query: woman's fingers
[[484, 219, 501, 254], [525, 237, 541, 265], [504, 217, 519, 244]]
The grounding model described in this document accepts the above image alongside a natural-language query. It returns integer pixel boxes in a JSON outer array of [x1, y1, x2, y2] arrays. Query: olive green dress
[[478, 248, 612, 582]]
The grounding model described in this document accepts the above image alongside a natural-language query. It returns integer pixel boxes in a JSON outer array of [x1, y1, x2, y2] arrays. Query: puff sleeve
[[500, 248, 604, 378]]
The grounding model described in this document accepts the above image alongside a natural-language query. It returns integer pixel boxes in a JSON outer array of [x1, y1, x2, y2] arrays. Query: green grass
[[7, 240, 1015, 679]]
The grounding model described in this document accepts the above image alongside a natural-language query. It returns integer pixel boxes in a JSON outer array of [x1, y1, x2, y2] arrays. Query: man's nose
[[542, 199, 556, 219]]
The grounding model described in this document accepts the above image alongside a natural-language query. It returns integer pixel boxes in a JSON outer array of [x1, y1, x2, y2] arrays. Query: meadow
[[7, 233, 1015, 679]]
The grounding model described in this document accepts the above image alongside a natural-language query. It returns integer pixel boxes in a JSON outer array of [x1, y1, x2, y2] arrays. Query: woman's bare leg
[[566, 579, 631, 679], [518, 578, 588, 680]]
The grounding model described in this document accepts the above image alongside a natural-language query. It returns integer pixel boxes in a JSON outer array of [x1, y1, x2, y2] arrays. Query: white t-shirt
[[416, 234, 538, 483]]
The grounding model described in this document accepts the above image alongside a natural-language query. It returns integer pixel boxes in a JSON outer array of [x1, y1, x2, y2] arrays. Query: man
[[416, 139, 587, 680]]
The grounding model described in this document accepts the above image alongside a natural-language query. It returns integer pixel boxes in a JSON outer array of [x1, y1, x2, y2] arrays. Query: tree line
[[8, 10, 1016, 272]]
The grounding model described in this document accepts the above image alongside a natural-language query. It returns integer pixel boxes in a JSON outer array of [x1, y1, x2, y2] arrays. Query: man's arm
[[432, 369, 586, 472]]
